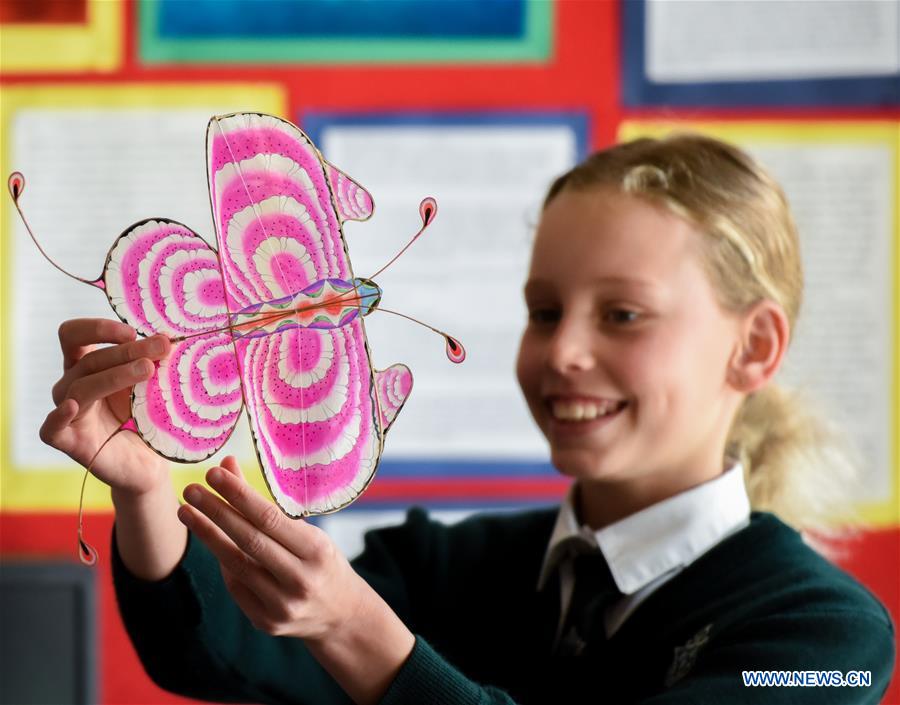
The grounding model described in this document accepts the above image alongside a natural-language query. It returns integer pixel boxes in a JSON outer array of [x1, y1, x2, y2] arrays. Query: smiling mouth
[[548, 399, 629, 422]]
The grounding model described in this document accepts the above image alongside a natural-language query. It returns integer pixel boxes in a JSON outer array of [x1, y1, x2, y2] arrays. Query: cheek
[[610, 336, 669, 390], [515, 332, 541, 395], [632, 325, 730, 410], [613, 331, 700, 415]]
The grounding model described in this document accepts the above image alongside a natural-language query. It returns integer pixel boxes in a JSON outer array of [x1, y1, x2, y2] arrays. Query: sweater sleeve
[[378, 637, 519, 705], [639, 609, 896, 705], [112, 526, 353, 705]]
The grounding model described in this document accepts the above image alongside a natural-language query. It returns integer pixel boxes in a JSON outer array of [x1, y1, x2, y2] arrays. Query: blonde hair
[[545, 134, 861, 545]]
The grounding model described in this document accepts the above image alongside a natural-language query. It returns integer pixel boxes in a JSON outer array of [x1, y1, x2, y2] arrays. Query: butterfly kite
[[8, 112, 464, 564]]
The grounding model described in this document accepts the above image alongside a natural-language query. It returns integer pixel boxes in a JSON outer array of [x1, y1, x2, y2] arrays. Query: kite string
[[213, 117, 309, 512], [77, 419, 135, 565]]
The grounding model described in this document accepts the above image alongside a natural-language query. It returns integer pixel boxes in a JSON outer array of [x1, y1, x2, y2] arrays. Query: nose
[[546, 316, 596, 374]]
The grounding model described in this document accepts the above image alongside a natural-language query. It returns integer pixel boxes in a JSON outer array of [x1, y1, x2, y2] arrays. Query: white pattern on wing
[[159, 338, 241, 436], [223, 191, 328, 300], [277, 330, 334, 387], [268, 332, 349, 424]]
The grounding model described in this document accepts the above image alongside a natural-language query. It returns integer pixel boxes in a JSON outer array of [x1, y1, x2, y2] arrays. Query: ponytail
[[728, 383, 863, 554]]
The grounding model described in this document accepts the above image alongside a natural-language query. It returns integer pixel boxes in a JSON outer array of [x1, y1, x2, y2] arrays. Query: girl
[[42, 134, 894, 704]]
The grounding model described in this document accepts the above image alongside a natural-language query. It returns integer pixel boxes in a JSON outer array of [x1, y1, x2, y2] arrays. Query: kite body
[[42, 113, 419, 517]]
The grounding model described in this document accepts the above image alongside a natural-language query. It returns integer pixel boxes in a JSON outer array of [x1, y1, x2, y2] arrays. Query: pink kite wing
[[326, 162, 375, 223], [104, 219, 230, 336], [236, 324, 383, 516], [132, 332, 243, 462], [207, 112, 352, 303], [206, 112, 391, 516], [103, 218, 242, 461], [375, 364, 413, 434]]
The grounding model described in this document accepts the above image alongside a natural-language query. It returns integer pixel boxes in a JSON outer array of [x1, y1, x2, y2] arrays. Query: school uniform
[[113, 464, 895, 704], [539, 461, 752, 646]]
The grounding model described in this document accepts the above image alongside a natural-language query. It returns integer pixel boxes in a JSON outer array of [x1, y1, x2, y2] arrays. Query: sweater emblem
[[664, 623, 714, 687]]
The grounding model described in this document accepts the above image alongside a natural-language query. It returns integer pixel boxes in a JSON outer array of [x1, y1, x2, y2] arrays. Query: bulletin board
[[1, 1, 897, 703]]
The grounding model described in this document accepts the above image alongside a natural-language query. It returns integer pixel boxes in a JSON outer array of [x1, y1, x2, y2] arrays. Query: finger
[[74, 335, 171, 378], [59, 318, 136, 370], [178, 504, 285, 605], [183, 483, 301, 579], [219, 455, 245, 481], [205, 465, 323, 562], [38, 399, 80, 448], [53, 335, 170, 405], [65, 359, 155, 411]]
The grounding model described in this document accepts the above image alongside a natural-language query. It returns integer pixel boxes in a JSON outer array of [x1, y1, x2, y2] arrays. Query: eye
[[527, 307, 560, 324], [603, 308, 640, 324]]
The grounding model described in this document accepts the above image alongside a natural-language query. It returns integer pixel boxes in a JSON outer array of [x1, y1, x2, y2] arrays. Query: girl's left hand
[[178, 457, 416, 704], [177, 456, 370, 642]]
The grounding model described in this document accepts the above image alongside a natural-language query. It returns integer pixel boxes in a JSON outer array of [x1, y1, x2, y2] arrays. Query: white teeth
[[550, 400, 623, 421]]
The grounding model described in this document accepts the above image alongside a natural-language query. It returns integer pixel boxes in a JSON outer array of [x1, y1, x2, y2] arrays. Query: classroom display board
[[1, 2, 897, 703]]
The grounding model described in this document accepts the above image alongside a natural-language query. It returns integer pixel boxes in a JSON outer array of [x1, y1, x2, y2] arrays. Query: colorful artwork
[[0, 0, 121, 73], [622, 0, 900, 106], [156, 0, 525, 38], [9, 112, 464, 558], [0, 0, 87, 24], [139, 0, 551, 64]]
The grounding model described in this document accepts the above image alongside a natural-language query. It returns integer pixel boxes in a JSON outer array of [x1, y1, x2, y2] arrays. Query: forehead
[[530, 187, 703, 286]]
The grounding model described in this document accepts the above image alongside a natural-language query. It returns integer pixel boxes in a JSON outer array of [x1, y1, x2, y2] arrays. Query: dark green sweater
[[112, 509, 895, 704]]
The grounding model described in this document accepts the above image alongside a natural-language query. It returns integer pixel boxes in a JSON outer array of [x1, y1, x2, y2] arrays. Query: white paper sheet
[[746, 142, 894, 503], [320, 123, 579, 460], [646, 0, 900, 83]]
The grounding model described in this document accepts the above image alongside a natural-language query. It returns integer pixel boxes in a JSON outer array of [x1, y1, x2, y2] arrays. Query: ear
[[727, 300, 790, 394]]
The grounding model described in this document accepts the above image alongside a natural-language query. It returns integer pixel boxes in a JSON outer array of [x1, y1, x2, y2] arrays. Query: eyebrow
[[524, 276, 661, 293]]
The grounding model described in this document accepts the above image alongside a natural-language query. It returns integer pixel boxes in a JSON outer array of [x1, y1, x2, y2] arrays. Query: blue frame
[[365, 459, 557, 479], [622, 0, 899, 107], [157, 0, 526, 39]]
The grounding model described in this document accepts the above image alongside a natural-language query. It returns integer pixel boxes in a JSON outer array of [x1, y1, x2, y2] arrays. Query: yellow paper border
[[1, 83, 286, 511], [620, 120, 900, 528], [0, 0, 122, 74]]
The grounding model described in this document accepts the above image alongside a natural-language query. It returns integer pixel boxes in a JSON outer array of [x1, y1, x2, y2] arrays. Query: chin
[[549, 447, 617, 481]]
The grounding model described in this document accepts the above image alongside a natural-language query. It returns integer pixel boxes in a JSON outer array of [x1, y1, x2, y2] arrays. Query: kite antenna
[[375, 306, 466, 364], [367, 197, 437, 281], [7, 172, 105, 290], [362, 197, 465, 363]]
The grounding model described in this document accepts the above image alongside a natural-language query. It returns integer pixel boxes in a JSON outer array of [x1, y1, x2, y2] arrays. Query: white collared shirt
[[537, 463, 751, 639]]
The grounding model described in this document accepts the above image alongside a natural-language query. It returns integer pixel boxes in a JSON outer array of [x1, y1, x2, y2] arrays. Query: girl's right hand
[[40, 318, 173, 498]]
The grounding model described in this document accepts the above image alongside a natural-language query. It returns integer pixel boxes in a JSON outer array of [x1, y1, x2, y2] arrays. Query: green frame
[[138, 0, 554, 65]]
